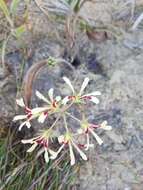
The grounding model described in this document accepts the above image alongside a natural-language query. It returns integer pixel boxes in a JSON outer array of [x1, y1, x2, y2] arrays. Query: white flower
[[13, 88, 62, 130], [78, 121, 112, 150], [36, 88, 61, 111], [21, 130, 55, 163], [50, 133, 87, 166], [13, 98, 49, 130], [62, 76, 101, 105]]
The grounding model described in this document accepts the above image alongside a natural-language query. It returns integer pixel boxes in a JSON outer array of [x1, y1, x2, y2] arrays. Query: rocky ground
[[0, 0, 143, 190]]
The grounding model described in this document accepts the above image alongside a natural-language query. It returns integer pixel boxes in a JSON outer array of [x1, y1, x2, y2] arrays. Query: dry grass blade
[[22, 59, 48, 107], [35, 0, 71, 16], [131, 13, 143, 30], [0, 163, 27, 190], [22, 58, 74, 107]]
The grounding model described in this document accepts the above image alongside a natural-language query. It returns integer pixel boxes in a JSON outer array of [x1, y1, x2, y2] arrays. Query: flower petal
[[90, 96, 100, 104], [69, 142, 75, 166], [31, 107, 48, 114], [38, 112, 48, 123], [13, 115, 27, 121], [49, 149, 57, 159], [27, 143, 38, 152], [18, 121, 27, 131], [85, 91, 101, 96], [85, 133, 90, 151], [21, 139, 34, 144], [89, 128, 103, 145], [62, 96, 70, 105], [36, 90, 50, 104], [16, 98, 25, 107], [44, 148, 49, 163], [72, 141, 87, 161], [18, 120, 31, 131], [100, 121, 112, 130], [58, 135, 64, 143], [79, 77, 89, 95], [63, 77, 75, 93], [25, 121, 31, 128], [48, 88, 54, 102]]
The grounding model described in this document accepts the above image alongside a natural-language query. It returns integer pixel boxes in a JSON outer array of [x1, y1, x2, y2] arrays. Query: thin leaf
[[131, 13, 143, 30], [0, 0, 13, 27], [0, 0, 10, 17], [13, 24, 26, 38], [10, 0, 20, 15]]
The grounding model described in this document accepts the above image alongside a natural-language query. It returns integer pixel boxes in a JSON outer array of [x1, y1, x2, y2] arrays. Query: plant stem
[[65, 112, 81, 123], [63, 115, 69, 132]]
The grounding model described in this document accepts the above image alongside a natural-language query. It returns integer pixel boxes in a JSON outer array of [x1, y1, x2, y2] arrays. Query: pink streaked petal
[[27, 143, 38, 152], [69, 142, 75, 166], [63, 76, 75, 93], [88, 128, 103, 145], [90, 124, 100, 129], [72, 141, 87, 161], [50, 144, 65, 160], [38, 112, 48, 123], [16, 98, 25, 107], [36, 90, 50, 104], [25, 107, 31, 114], [31, 107, 48, 114], [13, 115, 27, 121], [48, 88, 54, 102], [85, 91, 101, 96], [90, 96, 100, 104], [62, 96, 70, 105], [79, 77, 89, 95]]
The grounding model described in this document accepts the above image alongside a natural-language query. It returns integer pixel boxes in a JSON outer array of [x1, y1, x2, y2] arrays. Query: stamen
[[82, 96, 92, 100], [90, 124, 99, 128], [68, 96, 76, 100], [25, 107, 31, 114], [52, 101, 57, 108], [78, 144, 85, 148], [27, 113, 32, 119]]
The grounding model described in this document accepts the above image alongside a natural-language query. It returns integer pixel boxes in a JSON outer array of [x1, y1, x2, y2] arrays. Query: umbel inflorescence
[[13, 76, 112, 165]]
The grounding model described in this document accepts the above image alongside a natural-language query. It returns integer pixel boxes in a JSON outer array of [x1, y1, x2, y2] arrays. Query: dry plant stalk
[[22, 59, 48, 107]]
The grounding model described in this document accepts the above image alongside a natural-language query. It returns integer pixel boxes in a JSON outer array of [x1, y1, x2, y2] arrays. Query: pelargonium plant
[[13, 76, 112, 165]]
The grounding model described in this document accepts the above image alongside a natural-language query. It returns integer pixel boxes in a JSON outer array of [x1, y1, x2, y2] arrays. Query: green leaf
[[13, 24, 26, 39], [0, 0, 10, 17], [10, 0, 20, 15], [0, 0, 13, 27]]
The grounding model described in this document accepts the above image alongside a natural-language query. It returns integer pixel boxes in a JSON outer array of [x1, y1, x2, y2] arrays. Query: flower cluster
[[13, 76, 112, 165]]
